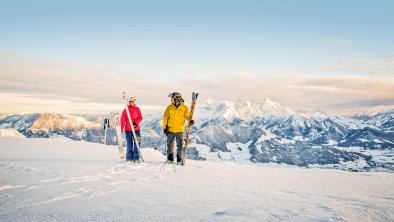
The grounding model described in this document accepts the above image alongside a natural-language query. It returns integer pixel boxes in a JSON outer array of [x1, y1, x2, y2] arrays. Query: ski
[[122, 92, 144, 162], [181, 92, 199, 166], [111, 112, 125, 160]]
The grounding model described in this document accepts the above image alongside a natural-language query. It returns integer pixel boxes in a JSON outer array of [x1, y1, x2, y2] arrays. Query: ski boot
[[166, 153, 174, 164]]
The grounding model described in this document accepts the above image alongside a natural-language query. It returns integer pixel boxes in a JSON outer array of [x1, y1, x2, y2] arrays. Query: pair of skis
[[111, 112, 125, 160], [103, 116, 125, 160], [181, 92, 199, 166]]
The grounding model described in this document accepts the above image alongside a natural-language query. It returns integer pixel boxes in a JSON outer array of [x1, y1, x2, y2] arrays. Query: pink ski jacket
[[121, 105, 143, 132]]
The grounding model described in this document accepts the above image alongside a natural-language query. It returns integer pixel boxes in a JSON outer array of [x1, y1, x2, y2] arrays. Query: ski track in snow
[[0, 138, 394, 221], [2, 158, 393, 221], [0, 154, 186, 216]]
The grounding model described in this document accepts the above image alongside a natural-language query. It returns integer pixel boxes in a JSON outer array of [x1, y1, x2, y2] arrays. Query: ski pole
[[153, 134, 165, 150], [103, 118, 109, 145]]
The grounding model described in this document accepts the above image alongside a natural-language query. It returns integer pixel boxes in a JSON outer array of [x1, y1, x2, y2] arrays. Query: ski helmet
[[168, 92, 182, 99], [168, 92, 183, 107], [128, 96, 136, 102]]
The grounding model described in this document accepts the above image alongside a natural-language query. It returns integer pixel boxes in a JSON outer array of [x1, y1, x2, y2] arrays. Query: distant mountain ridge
[[1, 99, 393, 171]]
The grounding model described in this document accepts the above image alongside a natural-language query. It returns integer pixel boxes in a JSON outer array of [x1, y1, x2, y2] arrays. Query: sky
[[0, 0, 393, 116]]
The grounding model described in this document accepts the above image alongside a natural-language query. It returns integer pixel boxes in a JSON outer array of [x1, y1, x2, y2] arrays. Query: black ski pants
[[166, 132, 184, 161]]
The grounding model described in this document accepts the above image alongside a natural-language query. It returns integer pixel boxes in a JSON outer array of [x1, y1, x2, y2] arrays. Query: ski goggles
[[168, 92, 182, 99]]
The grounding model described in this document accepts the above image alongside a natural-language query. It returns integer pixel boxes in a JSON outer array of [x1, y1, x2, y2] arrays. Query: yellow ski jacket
[[163, 102, 191, 133]]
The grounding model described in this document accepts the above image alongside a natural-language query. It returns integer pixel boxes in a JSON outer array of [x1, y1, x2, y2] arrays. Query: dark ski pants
[[166, 132, 184, 162], [125, 130, 141, 161]]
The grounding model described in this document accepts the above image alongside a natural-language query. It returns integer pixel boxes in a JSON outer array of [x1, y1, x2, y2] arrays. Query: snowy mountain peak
[[222, 98, 295, 120], [30, 113, 100, 131], [356, 105, 394, 117], [296, 109, 329, 119], [204, 98, 216, 105], [193, 98, 295, 125]]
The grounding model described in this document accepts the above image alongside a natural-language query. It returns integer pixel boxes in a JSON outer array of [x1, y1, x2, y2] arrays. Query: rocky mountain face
[[1, 99, 393, 171]]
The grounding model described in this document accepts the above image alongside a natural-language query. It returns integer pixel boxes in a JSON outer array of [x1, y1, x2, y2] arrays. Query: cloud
[[324, 53, 394, 76], [176, 74, 394, 115], [282, 77, 394, 114], [0, 54, 173, 114], [1, 54, 393, 115]]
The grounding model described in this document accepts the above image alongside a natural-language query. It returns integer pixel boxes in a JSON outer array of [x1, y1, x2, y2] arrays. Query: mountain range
[[1, 98, 393, 171]]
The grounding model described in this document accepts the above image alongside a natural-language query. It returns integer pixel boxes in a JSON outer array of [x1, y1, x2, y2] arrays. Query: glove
[[189, 120, 195, 125], [163, 126, 168, 135], [133, 122, 137, 128]]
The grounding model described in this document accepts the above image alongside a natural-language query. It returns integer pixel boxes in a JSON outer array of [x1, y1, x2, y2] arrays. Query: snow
[[223, 126, 233, 136], [373, 139, 384, 143], [0, 128, 26, 138], [30, 113, 100, 130], [223, 101, 240, 120], [194, 144, 214, 159], [256, 131, 277, 142], [72, 130, 86, 138], [0, 114, 13, 121], [217, 151, 235, 161], [278, 138, 296, 145], [0, 114, 35, 131], [293, 135, 304, 141], [326, 139, 338, 146], [372, 153, 394, 164], [358, 105, 394, 116], [335, 146, 394, 165], [1, 137, 394, 221], [226, 141, 253, 163], [194, 141, 253, 163], [339, 158, 370, 170], [193, 98, 295, 125], [256, 144, 263, 153]]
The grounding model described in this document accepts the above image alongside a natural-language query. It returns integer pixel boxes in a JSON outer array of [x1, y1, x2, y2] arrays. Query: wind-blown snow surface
[[1, 138, 393, 221]]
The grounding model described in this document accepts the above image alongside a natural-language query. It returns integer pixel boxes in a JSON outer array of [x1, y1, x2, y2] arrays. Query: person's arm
[[163, 107, 170, 129], [136, 107, 143, 124]]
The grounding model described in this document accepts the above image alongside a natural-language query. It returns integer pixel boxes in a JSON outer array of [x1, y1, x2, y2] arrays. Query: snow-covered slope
[[0, 128, 26, 138], [0, 137, 393, 221]]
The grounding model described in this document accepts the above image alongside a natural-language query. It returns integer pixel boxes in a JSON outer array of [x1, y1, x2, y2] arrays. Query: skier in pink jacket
[[121, 96, 143, 162]]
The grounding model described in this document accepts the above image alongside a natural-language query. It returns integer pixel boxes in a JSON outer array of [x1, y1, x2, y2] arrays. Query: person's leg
[[166, 132, 176, 161], [175, 132, 184, 162], [132, 130, 141, 161], [125, 131, 133, 161]]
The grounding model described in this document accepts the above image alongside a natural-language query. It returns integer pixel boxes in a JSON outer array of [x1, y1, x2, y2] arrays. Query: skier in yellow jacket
[[163, 92, 194, 163]]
